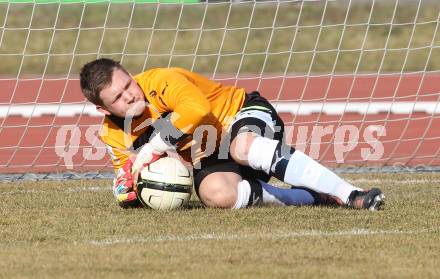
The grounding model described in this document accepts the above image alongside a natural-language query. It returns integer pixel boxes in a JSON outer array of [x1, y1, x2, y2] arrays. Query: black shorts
[[193, 91, 285, 197]]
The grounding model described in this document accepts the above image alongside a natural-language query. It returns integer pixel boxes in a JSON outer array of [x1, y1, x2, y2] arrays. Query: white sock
[[246, 137, 362, 204], [233, 180, 251, 209], [233, 179, 282, 208], [283, 150, 362, 204], [233, 179, 318, 208]]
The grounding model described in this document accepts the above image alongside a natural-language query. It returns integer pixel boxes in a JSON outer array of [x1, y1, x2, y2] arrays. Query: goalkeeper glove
[[113, 155, 140, 207], [131, 142, 164, 185]]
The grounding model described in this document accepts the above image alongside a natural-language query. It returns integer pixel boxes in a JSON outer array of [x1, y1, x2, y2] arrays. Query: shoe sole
[[368, 193, 385, 211]]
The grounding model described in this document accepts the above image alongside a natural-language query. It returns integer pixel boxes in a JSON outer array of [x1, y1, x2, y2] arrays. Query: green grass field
[[1, 173, 439, 278]]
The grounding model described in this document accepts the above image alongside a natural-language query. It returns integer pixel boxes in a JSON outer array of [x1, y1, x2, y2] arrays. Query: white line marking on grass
[[1, 186, 110, 195], [1, 189, 39, 195], [86, 229, 431, 246], [346, 179, 440, 185], [65, 186, 110, 192]]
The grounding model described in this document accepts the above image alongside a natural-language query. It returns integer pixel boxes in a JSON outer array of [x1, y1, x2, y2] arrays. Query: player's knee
[[199, 177, 238, 209], [231, 134, 279, 174], [200, 184, 236, 208], [230, 132, 257, 164]]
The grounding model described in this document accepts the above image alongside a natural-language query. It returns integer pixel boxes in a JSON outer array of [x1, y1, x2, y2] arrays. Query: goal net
[[1, 0, 439, 177]]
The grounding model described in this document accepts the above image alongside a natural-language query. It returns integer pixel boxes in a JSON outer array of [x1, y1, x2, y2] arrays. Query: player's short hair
[[79, 58, 126, 106]]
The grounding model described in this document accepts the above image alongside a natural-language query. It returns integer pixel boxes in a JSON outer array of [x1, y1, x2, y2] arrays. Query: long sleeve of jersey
[[135, 68, 212, 135]]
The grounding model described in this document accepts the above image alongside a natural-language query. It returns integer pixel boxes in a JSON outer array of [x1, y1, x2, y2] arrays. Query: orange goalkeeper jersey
[[100, 67, 246, 172]]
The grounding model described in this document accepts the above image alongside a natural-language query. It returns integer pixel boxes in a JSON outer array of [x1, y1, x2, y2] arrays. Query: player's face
[[97, 68, 146, 118]]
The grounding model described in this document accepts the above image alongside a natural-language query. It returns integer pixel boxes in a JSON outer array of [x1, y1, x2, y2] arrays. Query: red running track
[[2, 73, 439, 104], [1, 113, 440, 173], [1, 74, 439, 173]]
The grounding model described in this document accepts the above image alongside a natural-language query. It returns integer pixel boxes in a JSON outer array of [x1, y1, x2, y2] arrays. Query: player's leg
[[197, 170, 240, 208], [228, 93, 385, 210], [194, 160, 323, 209]]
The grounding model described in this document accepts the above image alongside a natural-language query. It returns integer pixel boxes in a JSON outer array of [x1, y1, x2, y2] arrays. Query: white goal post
[[1, 0, 439, 176]]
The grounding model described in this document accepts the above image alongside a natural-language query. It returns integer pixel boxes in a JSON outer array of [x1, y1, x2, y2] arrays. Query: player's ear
[[96, 105, 111, 116]]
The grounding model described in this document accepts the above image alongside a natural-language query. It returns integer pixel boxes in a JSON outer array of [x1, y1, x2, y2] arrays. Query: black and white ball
[[136, 157, 193, 210]]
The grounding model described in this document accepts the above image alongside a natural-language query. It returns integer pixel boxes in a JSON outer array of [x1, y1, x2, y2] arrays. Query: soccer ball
[[136, 157, 193, 210]]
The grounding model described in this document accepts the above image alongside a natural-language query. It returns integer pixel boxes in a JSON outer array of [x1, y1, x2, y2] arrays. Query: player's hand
[[113, 154, 139, 206], [131, 143, 164, 185]]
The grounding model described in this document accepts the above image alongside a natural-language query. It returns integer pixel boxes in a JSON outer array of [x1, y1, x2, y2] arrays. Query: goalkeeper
[[80, 58, 385, 210]]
